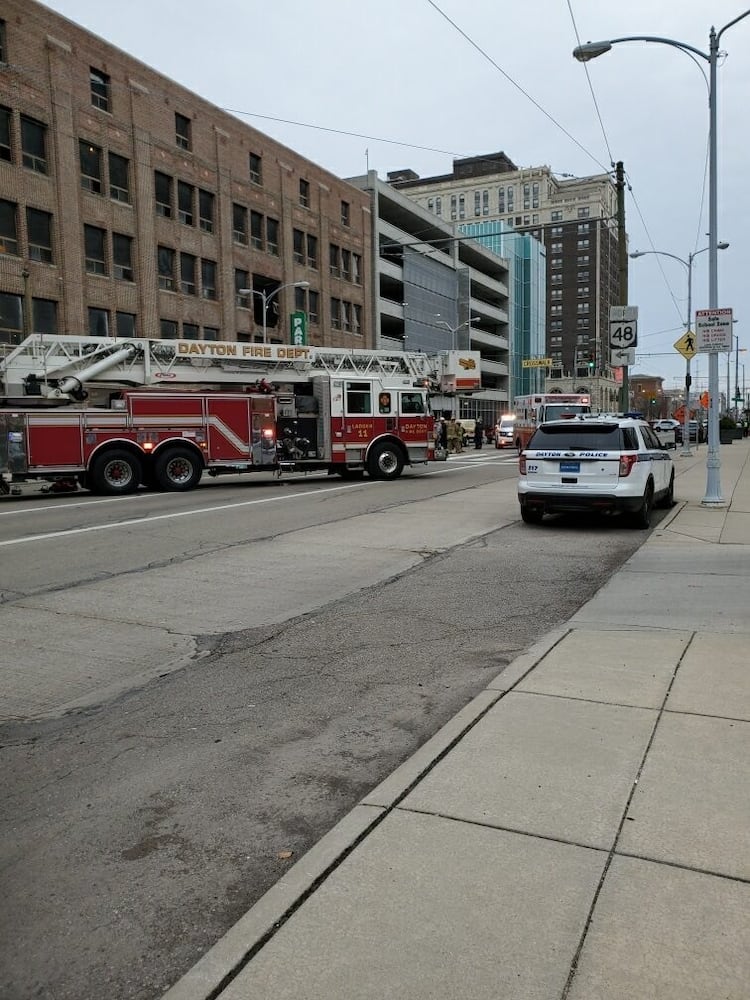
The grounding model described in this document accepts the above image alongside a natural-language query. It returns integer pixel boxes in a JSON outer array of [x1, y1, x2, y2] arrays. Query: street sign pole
[[609, 306, 638, 411]]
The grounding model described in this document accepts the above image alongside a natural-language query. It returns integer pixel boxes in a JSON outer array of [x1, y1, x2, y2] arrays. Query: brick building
[[0, 0, 371, 347]]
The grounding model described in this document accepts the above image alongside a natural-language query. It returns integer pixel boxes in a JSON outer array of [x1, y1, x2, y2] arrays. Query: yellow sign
[[674, 331, 697, 360], [522, 358, 553, 368]]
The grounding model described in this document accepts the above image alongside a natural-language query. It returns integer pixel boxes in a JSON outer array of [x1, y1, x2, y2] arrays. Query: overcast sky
[[42, 0, 750, 392]]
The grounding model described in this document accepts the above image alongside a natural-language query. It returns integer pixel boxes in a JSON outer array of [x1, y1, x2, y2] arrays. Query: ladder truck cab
[[512, 392, 592, 453], [0, 335, 482, 496]]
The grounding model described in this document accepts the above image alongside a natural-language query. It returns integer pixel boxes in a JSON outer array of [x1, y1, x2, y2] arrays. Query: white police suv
[[518, 414, 675, 528]]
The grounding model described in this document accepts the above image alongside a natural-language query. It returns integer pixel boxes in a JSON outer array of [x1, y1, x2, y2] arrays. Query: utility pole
[[616, 161, 629, 411]]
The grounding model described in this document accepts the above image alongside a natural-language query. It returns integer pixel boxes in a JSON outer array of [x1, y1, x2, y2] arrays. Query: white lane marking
[[0, 481, 375, 547], [0, 494, 148, 517]]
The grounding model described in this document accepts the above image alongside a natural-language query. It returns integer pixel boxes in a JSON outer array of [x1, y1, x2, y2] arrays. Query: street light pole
[[435, 315, 480, 351], [238, 281, 310, 343], [630, 244, 727, 455], [574, 10, 750, 505]]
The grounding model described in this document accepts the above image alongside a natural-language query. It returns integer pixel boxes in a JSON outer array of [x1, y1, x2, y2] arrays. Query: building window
[[307, 234, 319, 268], [266, 217, 279, 256], [331, 297, 341, 329], [550, 242, 562, 253], [579, 254, 590, 264], [293, 228, 304, 264], [342, 300, 352, 331], [497, 189, 505, 213], [577, 239, 590, 249], [483, 190, 489, 216], [551, 210, 562, 221], [435, 196, 442, 216], [577, 318, 590, 329], [155, 171, 172, 216], [0, 19, 6, 64], [113, 233, 134, 281], [108, 152, 130, 202], [182, 323, 199, 340], [578, 286, 590, 298], [341, 200, 350, 227], [203, 326, 218, 341], [160, 318, 178, 339], [577, 222, 590, 234], [79, 141, 102, 193], [177, 181, 194, 225], [299, 178, 310, 207], [0, 106, 11, 161], [550, 304, 562, 315], [550, 226, 563, 237], [116, 311, 136, 338], [88, 307, 110, 337], [33, 298, 57, 335], [532, 182, 539, 208], [308, 290, 319, 324], [84, 225, 106, 275], [157, 245, 175, 290], [427, 198, 434, 212], [250, 210, 263, 250], [90, 68, 110, 112], [458, 194, 465, 219], [549, 320, 563, 332], [578, 206, 590, 218], [232, 203, 248, 244], [26, 208, 53, 263], [21, 116, 47, 173], [577, 302, 589, 314], [353, 303, 362, 334], [550, 273, 562, 285], [450, 194, 457, 220], [0, 292, 22, 344], [341, 248, 351, 281], [330, 243, 340, 278], [199, 189, 214, 233], [201, 258, 217, 299], [474, 191, 481, 217], [0, 199, 18, 255], [180, 253, 196, 295], [352, 253, 362, 285], [550, 259, 562, 270], [294, 285, 307, 312], [235, 269, 250, 306], [175, 112, 191, 151], [578, 270, 589, 281], [249, 152, 262, 184], [550, 288, 562, 300]]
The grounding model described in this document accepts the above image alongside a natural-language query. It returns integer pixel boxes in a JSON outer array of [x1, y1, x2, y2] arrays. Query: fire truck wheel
[[90, 449, 142, 495], [366, 441, 404, 480], [154, 447, 203, 491]]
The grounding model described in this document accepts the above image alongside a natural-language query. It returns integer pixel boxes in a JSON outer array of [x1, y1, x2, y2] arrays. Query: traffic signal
[[588, 360, 595, 370]]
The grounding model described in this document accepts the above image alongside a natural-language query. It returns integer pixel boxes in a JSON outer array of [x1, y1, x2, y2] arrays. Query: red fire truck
[[0, 335, 482, 496], [512, 392, 592, 452]]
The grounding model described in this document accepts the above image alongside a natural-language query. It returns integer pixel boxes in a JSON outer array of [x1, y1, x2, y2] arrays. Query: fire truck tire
[[366, 441, 404, 480], [154, 447, 203, 491], [89, 449, 142, 495]]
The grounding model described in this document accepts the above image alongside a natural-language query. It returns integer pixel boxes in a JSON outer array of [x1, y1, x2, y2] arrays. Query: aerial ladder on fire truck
[[0, 334, 470, 405]]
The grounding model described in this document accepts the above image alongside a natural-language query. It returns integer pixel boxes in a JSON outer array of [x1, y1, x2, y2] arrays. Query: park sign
[[695, 308, 733, 352], [522, 358, 552, 368]]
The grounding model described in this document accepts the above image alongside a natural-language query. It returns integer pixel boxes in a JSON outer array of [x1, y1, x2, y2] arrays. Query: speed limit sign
[[609, 305, 638, 349]]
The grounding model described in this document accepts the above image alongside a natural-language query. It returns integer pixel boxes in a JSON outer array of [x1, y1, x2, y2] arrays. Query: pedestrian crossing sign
[[674, 331, 697, 360]]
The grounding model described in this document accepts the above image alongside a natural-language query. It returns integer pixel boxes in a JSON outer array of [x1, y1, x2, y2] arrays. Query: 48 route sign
[[609, 305, 639, 349]]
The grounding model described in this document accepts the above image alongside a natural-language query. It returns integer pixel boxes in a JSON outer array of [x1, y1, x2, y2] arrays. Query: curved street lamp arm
[[717, 9, 750, 44]]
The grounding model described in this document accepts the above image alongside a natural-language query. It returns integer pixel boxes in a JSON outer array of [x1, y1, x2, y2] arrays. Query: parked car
[[652, 418, 682, 447], [518, 414, 675, 528], [688, 419, 706, 442]]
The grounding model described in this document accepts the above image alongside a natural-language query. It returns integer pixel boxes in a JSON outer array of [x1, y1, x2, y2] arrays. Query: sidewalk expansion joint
[[613, 847, 750, 886], [559, 630, 698, 999]]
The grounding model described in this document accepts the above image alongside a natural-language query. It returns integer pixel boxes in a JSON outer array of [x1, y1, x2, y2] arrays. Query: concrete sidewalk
[[164, 440, 750, 1000]]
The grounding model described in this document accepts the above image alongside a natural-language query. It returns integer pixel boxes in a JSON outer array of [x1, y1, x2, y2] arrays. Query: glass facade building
[[460, 221, 546, 399]]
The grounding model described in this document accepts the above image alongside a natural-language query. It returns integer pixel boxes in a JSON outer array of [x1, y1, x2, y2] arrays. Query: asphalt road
[[0, 451, 661, 999]]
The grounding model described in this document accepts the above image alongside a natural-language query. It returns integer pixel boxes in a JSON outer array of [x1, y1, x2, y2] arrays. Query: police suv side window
[[640, 426, 662, 451], [622, 428, 640, 450]]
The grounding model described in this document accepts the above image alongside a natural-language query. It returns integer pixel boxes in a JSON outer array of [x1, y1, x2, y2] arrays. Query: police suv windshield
[[529, 423, 640, 451]]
